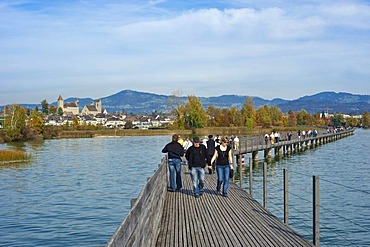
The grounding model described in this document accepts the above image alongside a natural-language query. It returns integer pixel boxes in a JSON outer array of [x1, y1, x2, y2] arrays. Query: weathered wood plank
[[156, 169, 313, 247]]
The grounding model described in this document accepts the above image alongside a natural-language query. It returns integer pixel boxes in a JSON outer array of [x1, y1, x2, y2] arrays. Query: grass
[[0, 149, 30, 163]]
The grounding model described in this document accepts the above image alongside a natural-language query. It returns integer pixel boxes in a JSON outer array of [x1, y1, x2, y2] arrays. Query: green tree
[[57, 107, 64, 116], [4, 104, 27, 141], [124, 120, 133, 129], [241, 96, 256, 128], [49, 105, 57, 116], [331, 114, 345, 127], [41, 99, 49, 115], [184, 96, 207, 129], [361, 111, 370, 128], [297, 109, 313, 125]]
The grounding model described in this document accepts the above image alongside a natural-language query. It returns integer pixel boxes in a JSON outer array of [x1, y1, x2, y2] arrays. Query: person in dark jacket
[[206, 134, 216, 174], [162, 134, 184, 192], [185, 137, 208, 198]]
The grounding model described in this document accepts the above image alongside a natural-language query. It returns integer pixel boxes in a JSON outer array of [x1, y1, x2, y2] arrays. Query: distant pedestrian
[[183, 136, 192, 152], [162, 134, 184, 192], [206, 135, 216, 174], [211, 137, 234, 197], [264, 134, 269, 145], [177, 134, 184, 145], [186, 137, 208, 198], [233, 136, 239, 150]]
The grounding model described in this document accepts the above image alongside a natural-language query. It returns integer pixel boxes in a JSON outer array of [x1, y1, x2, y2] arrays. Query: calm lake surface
[[0, 130, 369, 246]]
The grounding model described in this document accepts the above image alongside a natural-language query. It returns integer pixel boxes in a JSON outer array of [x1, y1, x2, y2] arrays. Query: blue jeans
[[216, 165, 230, 195], [190, 167, 205, 195], [168, 158, 182, 190]]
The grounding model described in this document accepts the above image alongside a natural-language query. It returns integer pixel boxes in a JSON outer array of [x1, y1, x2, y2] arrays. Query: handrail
[[106, 156, 168, 247]]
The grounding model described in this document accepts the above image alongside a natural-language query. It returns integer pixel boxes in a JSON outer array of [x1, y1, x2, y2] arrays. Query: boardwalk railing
[[235, 128, 354, 161], [106, 156, 168, 247]]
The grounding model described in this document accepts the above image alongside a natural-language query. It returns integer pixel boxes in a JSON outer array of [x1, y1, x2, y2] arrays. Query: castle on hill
[[57, 95, 102, 116]]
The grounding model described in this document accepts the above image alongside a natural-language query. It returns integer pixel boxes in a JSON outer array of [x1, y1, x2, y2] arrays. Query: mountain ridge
[[1, 90, 369, 115]]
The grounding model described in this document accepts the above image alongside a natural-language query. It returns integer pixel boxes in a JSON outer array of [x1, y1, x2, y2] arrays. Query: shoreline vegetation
[[0, 149, 30, 164], [57, 126, 314, 138]]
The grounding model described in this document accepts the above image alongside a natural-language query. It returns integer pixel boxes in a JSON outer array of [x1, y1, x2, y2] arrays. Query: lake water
[[0, 130, 369, 246]]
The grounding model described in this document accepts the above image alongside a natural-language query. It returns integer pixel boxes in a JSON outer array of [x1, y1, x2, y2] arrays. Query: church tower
[[96, 99, 102, 113]]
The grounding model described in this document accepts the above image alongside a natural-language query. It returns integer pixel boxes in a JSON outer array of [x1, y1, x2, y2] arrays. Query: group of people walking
[[162, 134, 234, 198]]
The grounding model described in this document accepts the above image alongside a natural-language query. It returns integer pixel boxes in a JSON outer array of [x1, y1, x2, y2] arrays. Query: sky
[[1, 0, 369, 105]]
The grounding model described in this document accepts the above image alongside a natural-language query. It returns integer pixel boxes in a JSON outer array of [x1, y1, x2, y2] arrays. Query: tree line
[[170, 95, 370, 129], [1, 96, 369, 142]]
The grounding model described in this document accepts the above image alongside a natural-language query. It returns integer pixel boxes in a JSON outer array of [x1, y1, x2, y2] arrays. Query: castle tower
[[57, 95, 64, 110]]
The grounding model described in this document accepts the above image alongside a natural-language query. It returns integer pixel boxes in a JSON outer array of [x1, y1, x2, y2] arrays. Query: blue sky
[[1, 0, 369, 105]]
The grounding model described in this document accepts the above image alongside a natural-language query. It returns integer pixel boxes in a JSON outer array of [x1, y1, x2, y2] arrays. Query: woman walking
[[210, 137, 234, 197]]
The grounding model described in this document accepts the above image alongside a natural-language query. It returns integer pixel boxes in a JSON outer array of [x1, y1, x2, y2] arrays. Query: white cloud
[[0, 0, 369, 105]]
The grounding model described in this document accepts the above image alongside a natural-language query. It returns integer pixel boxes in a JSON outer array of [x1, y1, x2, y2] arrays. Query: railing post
[[239, 154, 243, 188], [313, 176, 320, 246], [249, 157, 253, 196], [263, 162, 267, 209], [284, 169, 288, 224]]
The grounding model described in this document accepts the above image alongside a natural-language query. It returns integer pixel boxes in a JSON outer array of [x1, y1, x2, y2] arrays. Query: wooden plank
[[156, 169, 313, 247]]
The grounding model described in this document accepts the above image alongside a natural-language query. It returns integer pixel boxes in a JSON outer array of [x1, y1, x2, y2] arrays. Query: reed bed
[[0, 149, 30, 163]]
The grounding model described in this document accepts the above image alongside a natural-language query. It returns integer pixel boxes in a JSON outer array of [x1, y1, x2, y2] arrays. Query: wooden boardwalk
[[156, 170, 313, 247]]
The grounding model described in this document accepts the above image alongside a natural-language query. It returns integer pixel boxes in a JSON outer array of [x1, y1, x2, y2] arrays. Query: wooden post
[[249, 157, 253, 197], [284, 169, 288, 225], [239, 154, 243, 188], [263, 162, 267, 209], [313, 176, 320, 247]]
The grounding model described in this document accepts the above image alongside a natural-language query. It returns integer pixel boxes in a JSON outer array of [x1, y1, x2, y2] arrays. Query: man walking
[[162, 134, 184, 192], [186, 137, 208, 198]]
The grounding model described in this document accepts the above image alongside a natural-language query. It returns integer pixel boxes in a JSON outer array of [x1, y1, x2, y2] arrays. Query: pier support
[[287, 145, 292, 155], [264, 148, 272, 159], [252, 151, 259, 161]]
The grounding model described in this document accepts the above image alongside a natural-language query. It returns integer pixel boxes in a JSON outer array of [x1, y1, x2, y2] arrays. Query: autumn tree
[[214, 108, 226, 127], [256, 105, 271, 128], [206, 105, 218, 127], [241, 96, 256, 128], [287, 110, 297, 127], [345, 116, 358, 127], [168, 91, 186, 129], [269, 106, 283, 126], [24, 109, 45, 140], [228, 106, 243, 127]]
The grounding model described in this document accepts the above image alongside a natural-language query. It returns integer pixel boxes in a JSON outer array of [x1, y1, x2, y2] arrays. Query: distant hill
[[1, 90, 369, 115]]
